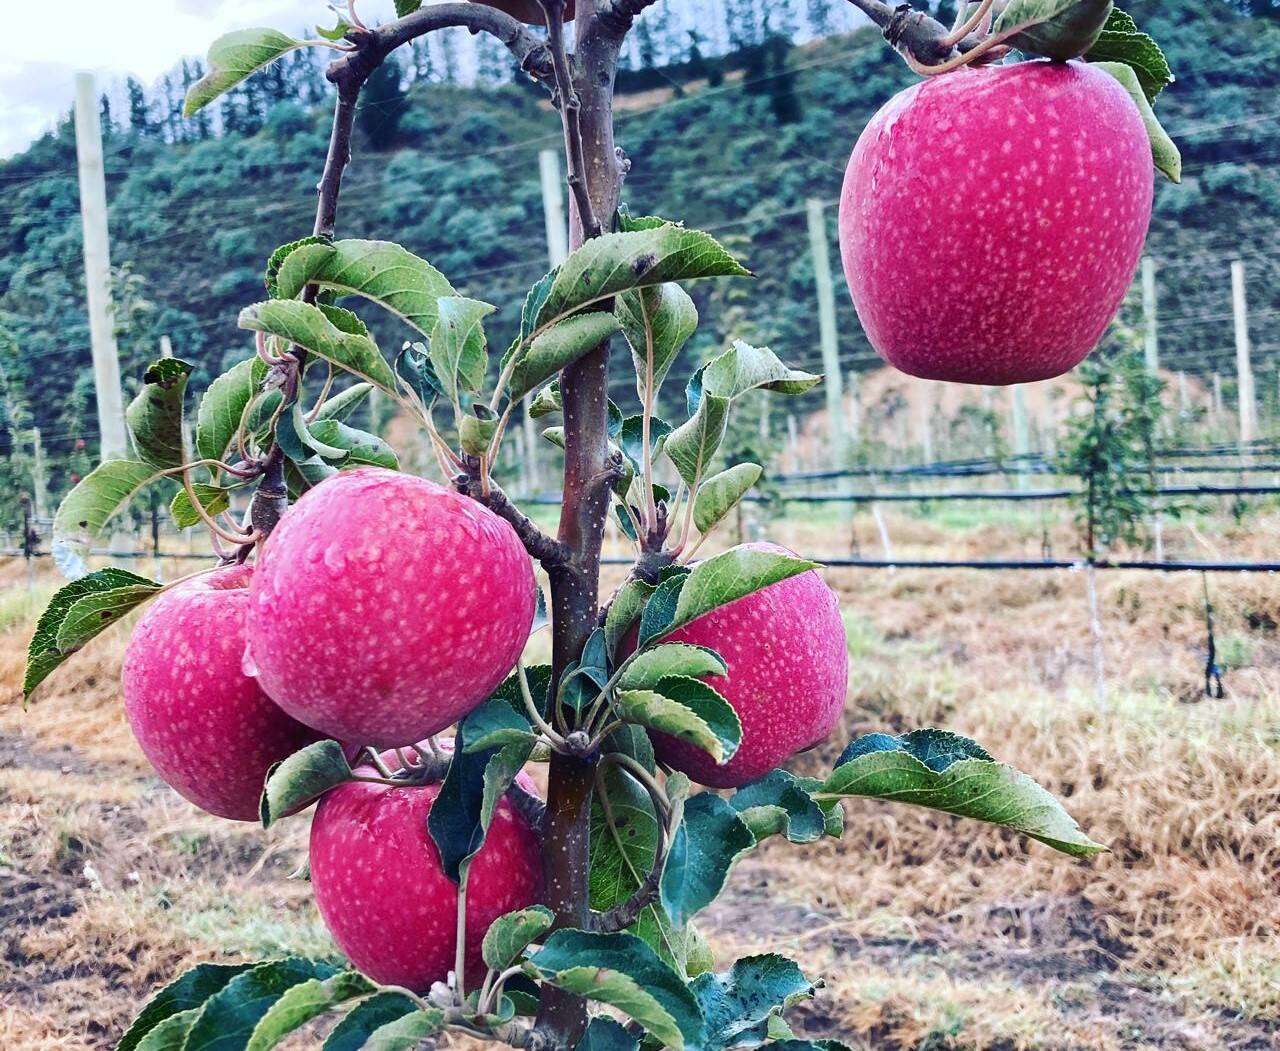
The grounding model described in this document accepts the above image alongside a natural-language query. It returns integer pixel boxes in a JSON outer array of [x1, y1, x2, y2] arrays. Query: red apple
[[246, 468, 536, 747], [632, 542, 848, 789], [838, 60, 1153, 385], [121, 565, 322, 821], [308, 752, 543, 991], [470, 0, 575, 25]]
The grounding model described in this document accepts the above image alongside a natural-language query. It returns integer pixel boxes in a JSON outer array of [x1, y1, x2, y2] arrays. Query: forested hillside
[[1, 0, 1277, 501]]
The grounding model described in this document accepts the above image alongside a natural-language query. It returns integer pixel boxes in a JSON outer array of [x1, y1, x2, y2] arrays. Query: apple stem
[[454, 871, 470, 1000]]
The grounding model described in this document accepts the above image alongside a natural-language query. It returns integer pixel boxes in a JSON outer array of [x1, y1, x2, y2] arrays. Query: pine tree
[[126, 76, 152, 137], [98, 94, 114, 139], [806, 0, 834, 37]]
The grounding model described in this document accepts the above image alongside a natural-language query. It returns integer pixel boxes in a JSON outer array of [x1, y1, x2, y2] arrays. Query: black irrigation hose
[[8, 550, 1279, 574], [769, 483, 1280, 504], [597, 556, 1280, 572]]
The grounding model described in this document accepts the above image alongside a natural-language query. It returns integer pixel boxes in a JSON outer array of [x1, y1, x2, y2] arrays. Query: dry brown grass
[[2, 511, 1279, 1048]]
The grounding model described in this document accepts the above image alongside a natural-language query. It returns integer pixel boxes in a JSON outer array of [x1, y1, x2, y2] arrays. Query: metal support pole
[[74, 72, 128, 461], [806, 199, 846, 465], [1142, 256, 1159, 373], [1231, 260, 1257, 446], [531, 148, 570, 496]]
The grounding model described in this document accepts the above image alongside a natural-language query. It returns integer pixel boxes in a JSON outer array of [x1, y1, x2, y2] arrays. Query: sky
[[0, 0, 413, 158]]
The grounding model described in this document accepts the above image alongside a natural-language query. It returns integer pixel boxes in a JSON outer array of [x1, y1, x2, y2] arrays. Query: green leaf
[[577, 1017, 641, 1051], [427, 710, 534, 883], [25, 567, 159, 700], [670, 546, 817, 635], [995, 0, 1113, 60], [170, 483, 232, 529], [53, 459, 163, 562], [605, 579, 655, 658], [307, 420, 398, 469], [356, 1009, 447, 1050], [507, 312, 623, 403], [618, 414, 674, 471], [274, 239, 455, 339], [482, 905, 555, 971], [314, 382, 373, 423], [317, 302, 370, 338], [689, 955, 818, 1051], [589, 762, 697, 973], [266, 235, 329, 299], [239, 299, 399, 395], [459, 405, 500, 458], [184, 958, 341, 1051], [665, 387, 729, 488], [730, 770, 826, 845], [197, 358, 265, 463], [428, 296, 495, 409], [824, 730, 1106, 858], [55, 582, 161, 653], [118, 963, 254, 1051], [617, 283, 699, 402], [529, 930, 704, 1050], [461, 695, 536, 754], [693, 464, 762, 538], [393, 0, 423, 15], [529, 382, 562, 418], [185, 29, 308, 116], [260, 740, 352, 829], [320, 992, 418, 1051], [1084, 7, 1173, 102], [245, 971, 373, 1051], [1092, 61, 1181, 183], [661, 792, 755, 928], [639, 574, 686, 647], [620, 644, 726, 691], [701, 340, 820, 401], [613, 676, 741, 765], [134, 1009, 199, 1051], [534, 227, 748, 337], [316, 18, 353, 42], [126, 358, 193, 470]]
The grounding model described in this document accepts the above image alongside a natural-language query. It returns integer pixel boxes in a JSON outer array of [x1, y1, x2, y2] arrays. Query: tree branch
[[370, 3, 555, 84], [841, 0, 961, 65], [454, 471, 571, 568]]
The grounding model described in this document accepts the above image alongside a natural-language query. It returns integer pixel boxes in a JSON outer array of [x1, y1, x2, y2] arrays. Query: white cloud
[[0, 0, 409, 157]]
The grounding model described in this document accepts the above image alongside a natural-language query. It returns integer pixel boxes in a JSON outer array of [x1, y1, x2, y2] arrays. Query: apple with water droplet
[[628, 542, 849, 788], [246, 468, 537, 747], [839, 60, 1153, 385], [308, 747, 542, 991], [121, 565, 322, 821]]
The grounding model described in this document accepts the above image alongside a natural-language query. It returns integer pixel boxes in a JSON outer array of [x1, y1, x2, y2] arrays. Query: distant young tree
[[807, 0, 834, 37], [98, 93, 115, 139], [436, 28, 461, 83], [126, 76, 152, 137], [409, 39, 434, 82], [358, 53, 410, 150], [725, 0, 762, 50]]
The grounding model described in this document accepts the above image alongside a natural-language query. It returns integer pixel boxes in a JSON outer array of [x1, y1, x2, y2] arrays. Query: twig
[[540, 0, 602, 239], [840, 0, 959, 66]]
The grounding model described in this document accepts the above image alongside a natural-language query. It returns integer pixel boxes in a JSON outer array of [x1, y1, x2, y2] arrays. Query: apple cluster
[[120, 467, 849, 991]]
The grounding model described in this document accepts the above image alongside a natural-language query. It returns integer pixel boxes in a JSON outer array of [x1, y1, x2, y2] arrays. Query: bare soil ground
[[2, 507, 1278, 1049]]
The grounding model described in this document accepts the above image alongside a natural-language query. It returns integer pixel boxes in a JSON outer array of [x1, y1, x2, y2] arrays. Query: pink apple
[[121, 565, 322, 821], [631, 542, 848, 789], [247, 468, 536, 747], [839, 59, 1154, 385], [308, 752, 543, 991]]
